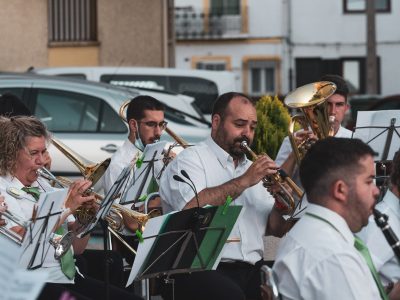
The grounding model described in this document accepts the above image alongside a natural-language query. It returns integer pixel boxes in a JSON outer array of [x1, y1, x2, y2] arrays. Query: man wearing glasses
[[102, 95, 167, 193]]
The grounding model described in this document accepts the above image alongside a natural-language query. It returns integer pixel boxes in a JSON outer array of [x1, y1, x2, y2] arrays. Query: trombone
[[0, 209, 28, 245], [119, 100, 190, 149]]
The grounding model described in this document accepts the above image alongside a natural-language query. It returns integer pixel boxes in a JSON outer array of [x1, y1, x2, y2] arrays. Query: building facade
[[0, 0, 174, 71], [174, 0, 400, 97]]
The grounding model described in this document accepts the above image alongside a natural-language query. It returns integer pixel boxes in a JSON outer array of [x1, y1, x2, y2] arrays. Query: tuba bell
[[284, 81, 337, 164]]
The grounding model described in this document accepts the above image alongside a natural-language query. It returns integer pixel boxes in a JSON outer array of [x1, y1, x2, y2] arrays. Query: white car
[[0, 73, 210, 177]]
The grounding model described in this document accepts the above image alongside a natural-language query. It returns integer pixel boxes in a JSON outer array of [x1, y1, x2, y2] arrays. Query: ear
[[331, 179, 348, 203], [128, 119, 137, 133], [211, 114, 221, 131]]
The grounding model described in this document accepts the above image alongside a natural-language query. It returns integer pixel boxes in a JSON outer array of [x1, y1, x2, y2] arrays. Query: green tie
[[55, 226, 76, 280], [354, 236, 389, 300], [21, 186, 41, 201]]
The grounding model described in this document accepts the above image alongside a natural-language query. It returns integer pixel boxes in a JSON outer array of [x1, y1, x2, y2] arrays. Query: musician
[[0, 116, 142, 300], [159, 92, 291, 300], [0, 92, 52, 169], [273, 138, 400, 299], [358, 150, 400, 287], [102, 95, 167, 194], [276, 74, 352, 180]]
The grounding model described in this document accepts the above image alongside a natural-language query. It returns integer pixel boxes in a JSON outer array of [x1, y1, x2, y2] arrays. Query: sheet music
[[121, 141, 168, 205], [0, 235, 47, 300], [19, 189, 67, 269], [353, 110, 400, 160], [126, 213, 171, 287]]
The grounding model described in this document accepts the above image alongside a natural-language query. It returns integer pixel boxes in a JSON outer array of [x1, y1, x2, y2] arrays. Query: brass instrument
[[240, 141, 303, 215], [119, 100, 190, 149], [284, 81, 337, 164], [37, 167, 152, 233], [51, 138, 111, 185], [0, 209, 28, 245]]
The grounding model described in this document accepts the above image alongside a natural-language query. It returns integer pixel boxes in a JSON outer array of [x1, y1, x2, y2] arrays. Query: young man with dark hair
[[159, 92, 291, 300], [102, 95, 166, 193], [273, 138, 400, 299], [359, 150, 400, 288]]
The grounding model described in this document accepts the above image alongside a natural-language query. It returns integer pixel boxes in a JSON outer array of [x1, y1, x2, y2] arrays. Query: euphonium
[[284, 81, 337, 164], [240, 141, 303, 214]]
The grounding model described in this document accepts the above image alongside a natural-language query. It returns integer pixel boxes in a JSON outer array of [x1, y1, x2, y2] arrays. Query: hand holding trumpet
[[64, 179, 96, 213]]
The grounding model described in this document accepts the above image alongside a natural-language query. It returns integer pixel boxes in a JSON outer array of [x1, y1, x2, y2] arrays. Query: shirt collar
[[306, 203, 355, 245], [204, 136, 248, 169]]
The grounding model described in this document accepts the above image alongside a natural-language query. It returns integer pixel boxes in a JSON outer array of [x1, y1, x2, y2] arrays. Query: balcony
[[175, 7, 248, 40]]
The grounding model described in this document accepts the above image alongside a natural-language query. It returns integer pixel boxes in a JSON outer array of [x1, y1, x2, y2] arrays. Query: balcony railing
[[175, 7, 247, 40]]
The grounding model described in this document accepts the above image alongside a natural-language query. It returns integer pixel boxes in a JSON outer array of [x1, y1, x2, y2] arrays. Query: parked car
[[0, 73, 209, 177], [30, 66, 238, 120]]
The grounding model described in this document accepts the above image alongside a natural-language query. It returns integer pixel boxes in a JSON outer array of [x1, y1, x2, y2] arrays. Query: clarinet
[[373, 208, 400, 262]]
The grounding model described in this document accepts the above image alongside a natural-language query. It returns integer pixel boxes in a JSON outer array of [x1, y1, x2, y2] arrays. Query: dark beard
[[229, 136, 250, 160]]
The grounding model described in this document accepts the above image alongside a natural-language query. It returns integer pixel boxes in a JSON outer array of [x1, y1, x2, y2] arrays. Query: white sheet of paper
[[126, 212, 172, 287], [19, 189, 67, 269], [353, 110, 400, 160], [0, 235, 47, 300]]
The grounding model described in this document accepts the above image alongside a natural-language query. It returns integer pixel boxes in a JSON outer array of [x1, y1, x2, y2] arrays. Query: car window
[[34, 88, 126, 133], [0, 88, 29, 108], [169, 76, 218, 115], [100, 74, 168, 90]]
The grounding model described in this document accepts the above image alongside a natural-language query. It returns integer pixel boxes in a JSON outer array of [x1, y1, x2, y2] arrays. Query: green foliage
[[252, 95, 291, 160]]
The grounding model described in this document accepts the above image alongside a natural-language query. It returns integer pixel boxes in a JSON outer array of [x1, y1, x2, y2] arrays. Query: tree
[[253, 95, 291, 160]]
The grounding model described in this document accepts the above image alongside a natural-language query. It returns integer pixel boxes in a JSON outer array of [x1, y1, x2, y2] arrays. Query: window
[[344, 0, 390, 13], [210, 0, 240, 15], [34, 89, 126, 133], [248, 60, 277, 96], [48, 0, 97, 42], [196, 61, 227, 71]]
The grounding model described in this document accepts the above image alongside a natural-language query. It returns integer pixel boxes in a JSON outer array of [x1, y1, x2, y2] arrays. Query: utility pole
[[366, 0, 378, 94]]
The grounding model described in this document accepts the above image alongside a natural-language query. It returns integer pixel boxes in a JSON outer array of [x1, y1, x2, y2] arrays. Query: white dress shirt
[[273, 203, 381, 300], [159, 135, 275, 265], [102, 139, 140, 194], [0, 174, 74, 284], [358, 190, 400, 285]]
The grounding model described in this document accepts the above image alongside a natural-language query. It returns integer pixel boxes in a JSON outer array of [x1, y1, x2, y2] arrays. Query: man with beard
[[102, 95, 166, 193], [159, 92, 291, 300], [273, 138, 400, 300], [358, 150, 400, 291]]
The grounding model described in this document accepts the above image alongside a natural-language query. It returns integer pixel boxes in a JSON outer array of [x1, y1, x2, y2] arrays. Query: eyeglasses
[[137, 121, 168, 130]]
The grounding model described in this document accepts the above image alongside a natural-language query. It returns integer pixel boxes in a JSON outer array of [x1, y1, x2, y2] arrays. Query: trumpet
[[240, 141, 303, 214], [37, 167, 152, 233]]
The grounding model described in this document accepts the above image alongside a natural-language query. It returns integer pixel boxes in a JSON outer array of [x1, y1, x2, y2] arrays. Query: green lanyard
[[306, 212, 388, 300]]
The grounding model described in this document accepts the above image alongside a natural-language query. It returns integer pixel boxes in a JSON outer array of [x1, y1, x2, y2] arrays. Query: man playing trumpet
[[159, 92, 293, 300]]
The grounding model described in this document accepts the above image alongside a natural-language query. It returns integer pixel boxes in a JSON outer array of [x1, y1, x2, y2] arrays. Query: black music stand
[[120, 141, 168, 207], [353, 110, 400, 200], [19, 189, 67, 269], [126, 205, 242, 287]]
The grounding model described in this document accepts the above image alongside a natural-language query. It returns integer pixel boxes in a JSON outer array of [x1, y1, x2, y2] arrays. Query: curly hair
[[0, 116, 50, 176]]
